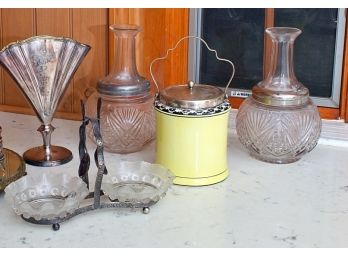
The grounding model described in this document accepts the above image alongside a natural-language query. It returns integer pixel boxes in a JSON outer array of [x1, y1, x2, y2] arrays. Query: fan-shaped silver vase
[[0, 36, 91, 167]]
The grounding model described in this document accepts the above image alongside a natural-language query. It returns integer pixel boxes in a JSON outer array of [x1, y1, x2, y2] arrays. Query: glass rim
[[109, 24, 140, 32], [266, 27, 302, 36]]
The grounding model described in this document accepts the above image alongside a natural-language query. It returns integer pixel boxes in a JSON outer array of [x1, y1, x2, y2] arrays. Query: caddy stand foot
[[52, 223, 60, 231], [142, 207, 150, 214]]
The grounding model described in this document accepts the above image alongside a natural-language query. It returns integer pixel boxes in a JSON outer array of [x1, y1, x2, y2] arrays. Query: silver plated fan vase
[[0, 36, 90, 167]]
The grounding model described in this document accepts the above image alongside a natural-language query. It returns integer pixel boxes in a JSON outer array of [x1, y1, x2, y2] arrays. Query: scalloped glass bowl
[[4, 172, 89, 220], [102, 161, 175, 204]]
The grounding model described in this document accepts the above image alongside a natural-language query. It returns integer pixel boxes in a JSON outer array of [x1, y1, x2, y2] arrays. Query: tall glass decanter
[[85, 24, 155, 154], [236, 27, 321, 164]]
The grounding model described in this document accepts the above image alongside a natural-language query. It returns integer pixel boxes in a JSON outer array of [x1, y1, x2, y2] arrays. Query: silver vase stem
[[38, 124, 55, 160]]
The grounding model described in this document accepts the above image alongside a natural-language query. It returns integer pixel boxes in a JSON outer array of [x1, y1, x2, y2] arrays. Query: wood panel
[[163, 8, 189, 87], [129, 8, 144, 74], [1, 9, 34, 110], [263, 8, 274, 78], [141, 8, 167, 92], [72, 8, 108, 114], [229, 97, 244, 109], [36, 8, 72, 113], [341, 11, 348, 122], [319, 107, 340, 120]]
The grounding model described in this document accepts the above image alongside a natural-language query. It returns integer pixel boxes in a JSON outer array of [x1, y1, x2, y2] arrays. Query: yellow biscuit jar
[[150, 36, 235, 186]]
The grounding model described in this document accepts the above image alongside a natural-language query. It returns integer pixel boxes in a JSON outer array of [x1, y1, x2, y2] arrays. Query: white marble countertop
[[0, 111, 348, 247]]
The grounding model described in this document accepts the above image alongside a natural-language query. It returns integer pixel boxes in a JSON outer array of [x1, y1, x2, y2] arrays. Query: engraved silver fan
[[0, 36, 90, 167]]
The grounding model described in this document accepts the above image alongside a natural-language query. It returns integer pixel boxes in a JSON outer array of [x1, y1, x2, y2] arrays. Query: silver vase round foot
[[0, 36, 90, 167], [23, 124, 73, 167], [23, 146, 72, 167]]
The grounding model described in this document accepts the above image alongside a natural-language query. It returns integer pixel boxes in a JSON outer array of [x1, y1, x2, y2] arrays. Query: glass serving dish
[[3, 101, 174, 231], [4, 172, 89, 221], [102, 161, 175, 204]]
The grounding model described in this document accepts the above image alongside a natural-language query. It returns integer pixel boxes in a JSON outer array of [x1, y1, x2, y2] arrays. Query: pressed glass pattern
[[102, 161, 175, 204], [4, 172, 89, 221], [86, 94, 155, 153], [237, 98, 321, 163], [236, 27, 322, 164]]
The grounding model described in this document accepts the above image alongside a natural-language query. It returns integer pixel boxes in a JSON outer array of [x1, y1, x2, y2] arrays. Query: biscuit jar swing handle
[[149, 35, 235, 97]]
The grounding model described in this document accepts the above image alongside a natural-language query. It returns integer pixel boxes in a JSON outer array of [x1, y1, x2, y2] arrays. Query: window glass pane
[[199, 8, 265, 89], [274, 8, 338, 98]]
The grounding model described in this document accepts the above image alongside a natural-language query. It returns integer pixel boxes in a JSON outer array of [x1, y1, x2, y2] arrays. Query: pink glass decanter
[[85, 24, 155, 154]]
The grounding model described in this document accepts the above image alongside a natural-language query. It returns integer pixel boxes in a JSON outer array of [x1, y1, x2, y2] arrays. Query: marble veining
[[0, 111, 348, 247]]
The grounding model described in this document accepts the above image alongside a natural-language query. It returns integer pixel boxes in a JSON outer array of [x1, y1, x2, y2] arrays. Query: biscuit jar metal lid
[[150, 36, 235, 116], [159, 80, 226, 109]]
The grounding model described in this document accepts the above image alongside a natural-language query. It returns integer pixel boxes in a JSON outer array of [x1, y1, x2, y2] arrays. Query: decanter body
[[236, 27, 321, 164], [85, 24, 155, 154]]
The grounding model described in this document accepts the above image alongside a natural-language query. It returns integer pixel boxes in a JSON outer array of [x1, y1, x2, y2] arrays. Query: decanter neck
[[97, 24, 150, 96], [111, 24, 139, 79], [252, 27, 310, 106], [264, 27, 301, 91]]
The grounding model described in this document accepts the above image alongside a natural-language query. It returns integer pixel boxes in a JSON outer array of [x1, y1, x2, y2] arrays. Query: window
[[189, 8, 347, 114]]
